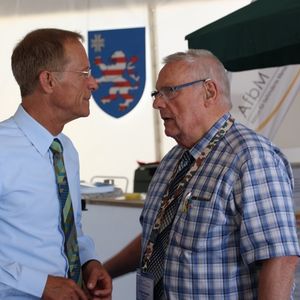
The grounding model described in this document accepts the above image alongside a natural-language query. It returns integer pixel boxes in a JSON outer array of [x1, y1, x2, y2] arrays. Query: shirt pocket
[[171, 189, 236, 252]]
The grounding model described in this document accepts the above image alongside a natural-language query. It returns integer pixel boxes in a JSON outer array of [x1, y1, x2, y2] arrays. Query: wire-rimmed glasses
[[151, 78, 211, 101], [51, 68, 92, 79]]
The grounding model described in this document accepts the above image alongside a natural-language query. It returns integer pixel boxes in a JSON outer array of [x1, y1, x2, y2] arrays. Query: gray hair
[[163, 49, 232, 108]]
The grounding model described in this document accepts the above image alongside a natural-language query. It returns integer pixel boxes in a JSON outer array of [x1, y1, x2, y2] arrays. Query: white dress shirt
[[0, 105, 98, 298]]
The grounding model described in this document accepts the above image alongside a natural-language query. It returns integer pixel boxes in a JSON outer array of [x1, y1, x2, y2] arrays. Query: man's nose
[[153, 95, 167, 110], [88, 76, 98, 91]]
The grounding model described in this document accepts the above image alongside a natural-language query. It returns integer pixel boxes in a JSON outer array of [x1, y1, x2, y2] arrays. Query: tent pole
[[148, 3, 163, 161]]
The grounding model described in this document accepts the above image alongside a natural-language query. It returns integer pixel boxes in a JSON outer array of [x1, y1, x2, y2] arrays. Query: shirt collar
[[189, 112, 232, 159], [13, 105, 60, 156]]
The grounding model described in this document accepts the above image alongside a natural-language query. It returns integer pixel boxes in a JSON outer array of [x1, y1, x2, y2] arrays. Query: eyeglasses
[[51, 68, 92, 79], [151, 78, 211, 101]]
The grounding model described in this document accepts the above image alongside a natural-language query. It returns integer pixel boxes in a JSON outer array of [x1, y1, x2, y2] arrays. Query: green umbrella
[[185, 0, 300, 71]]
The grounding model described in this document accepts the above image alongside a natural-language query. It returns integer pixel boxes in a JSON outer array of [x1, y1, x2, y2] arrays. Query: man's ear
[[204, 79, 217, 102], [39, 70, 55, 93]]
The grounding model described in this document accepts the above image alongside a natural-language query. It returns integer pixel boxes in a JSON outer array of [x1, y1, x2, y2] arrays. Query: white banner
[[229, 65, 300, 139]]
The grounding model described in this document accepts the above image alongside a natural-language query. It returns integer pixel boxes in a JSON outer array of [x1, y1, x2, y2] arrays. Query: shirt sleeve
[[76, 212, 100, 264], [238, 150, 300, 265]]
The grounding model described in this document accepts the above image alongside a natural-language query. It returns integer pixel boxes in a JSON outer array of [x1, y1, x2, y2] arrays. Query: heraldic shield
[[88, 27, 146, 118]]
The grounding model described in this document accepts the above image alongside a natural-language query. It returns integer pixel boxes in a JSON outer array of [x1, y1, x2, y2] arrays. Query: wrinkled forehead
[[157, 60, 196, 87]]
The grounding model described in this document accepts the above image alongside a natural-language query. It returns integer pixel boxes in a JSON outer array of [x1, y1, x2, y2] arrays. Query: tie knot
[[178, 150, 194, 171], [50, 138, 63, 154], [182, 150, 193, 163]]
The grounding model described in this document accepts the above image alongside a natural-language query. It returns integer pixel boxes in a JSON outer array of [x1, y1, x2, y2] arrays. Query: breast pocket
[[171, 189, 235, 253]]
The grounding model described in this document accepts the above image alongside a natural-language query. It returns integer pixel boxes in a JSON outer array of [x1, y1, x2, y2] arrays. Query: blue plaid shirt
[[140, 113, 300, 299]]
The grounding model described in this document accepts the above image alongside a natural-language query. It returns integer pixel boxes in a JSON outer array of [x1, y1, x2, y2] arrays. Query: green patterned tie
[[50, 138, 82, 286]]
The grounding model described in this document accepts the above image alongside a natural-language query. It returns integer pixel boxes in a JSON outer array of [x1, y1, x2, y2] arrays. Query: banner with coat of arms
[[88, 27, 146, 118]]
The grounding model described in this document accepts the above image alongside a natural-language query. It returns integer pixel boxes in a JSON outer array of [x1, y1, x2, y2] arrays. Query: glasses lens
[[151, 91, 159, 100], [87, 69, 92, 78], [151, 87, 176, 100], [161, 87, 176, 100], [81, 70, 89, 78]]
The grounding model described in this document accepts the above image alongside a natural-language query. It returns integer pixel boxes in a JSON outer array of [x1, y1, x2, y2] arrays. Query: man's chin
[[83, 110, 90, 117], [164, 128, 177, 139], [80, 105, 90, 117]]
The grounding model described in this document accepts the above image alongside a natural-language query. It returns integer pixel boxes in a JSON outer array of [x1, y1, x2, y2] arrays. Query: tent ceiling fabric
[[0, 0, 198, 15], [185, 0, 300, 71]]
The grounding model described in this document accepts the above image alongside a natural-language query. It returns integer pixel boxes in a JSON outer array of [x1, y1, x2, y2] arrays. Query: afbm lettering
[[238, 72, 270, 119]]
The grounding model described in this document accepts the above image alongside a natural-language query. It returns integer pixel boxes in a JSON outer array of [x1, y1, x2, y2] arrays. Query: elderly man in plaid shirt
[[104, 49, 300, 300]]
